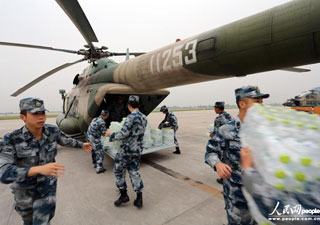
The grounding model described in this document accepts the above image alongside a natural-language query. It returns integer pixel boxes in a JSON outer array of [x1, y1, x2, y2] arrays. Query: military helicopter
[[1, 0, 320, 136], [283, 87, 320, 114]]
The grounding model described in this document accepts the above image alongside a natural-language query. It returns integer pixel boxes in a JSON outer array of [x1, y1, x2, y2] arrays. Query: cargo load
[[240, 104, 320, 224], [102, 119, 176, 158], [241, 104, 320, 191]]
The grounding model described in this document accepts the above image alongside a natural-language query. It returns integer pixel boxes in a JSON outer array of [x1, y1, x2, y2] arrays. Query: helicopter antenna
[[126, 48, 130, 61]]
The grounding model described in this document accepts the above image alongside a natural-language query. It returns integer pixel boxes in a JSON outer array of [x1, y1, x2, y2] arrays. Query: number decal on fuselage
[[184, 39, 197, 65], [162, 49, 172, 71], [149, 39, 197, 74]]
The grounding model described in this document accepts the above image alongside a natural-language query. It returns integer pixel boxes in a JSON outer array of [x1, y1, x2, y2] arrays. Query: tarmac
[[0, 109, 239, 225]]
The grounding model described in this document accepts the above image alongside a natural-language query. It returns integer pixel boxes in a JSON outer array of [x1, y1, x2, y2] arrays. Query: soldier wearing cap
[[0, 97, 92, 225], [106, 95, 147, 208], [106, 95, 129, 123], [158, 105, 180, 154], [86, 110, 109, 174], [212, 102, 233, 134], [205, 86, 269, 225], [211, 101, 233, 185]]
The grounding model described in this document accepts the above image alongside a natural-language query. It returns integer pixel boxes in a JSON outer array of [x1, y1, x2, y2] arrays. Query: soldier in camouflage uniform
[[241, 148, 320, 225], [0, 98, 92, 225], [205, 86, 269, 225], [106, 95, 147, 208], [211, 101, 233, 185], [158, 105, 181, 154], [106, 95, 128, 123], [86, 110, 109, 174], [212, 102, 233, 133]]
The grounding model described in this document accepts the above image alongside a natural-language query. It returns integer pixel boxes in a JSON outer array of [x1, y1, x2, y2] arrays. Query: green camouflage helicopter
[[1, 0, 320, 136]]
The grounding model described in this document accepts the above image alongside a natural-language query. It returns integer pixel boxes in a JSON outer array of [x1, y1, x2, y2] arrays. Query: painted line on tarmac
[[143, 159, 223, 197]]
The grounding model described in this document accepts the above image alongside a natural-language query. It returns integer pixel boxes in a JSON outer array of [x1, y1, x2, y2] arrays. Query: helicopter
[[283, 87, 320, 114], [1, 0, 320, 136]]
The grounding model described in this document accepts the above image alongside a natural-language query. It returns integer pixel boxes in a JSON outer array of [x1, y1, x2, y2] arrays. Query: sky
[[0, 0, 319, 113]]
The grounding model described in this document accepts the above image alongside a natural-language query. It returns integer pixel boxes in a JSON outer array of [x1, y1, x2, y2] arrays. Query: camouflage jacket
[[213, 111, 233, 132], [242, 168, 320, 225], [110, 109, 147, 156], [0, 124, 83, 190], [86, 116, 107, 142], [205, 117, 242, 184], [159, 111, 178, 131]]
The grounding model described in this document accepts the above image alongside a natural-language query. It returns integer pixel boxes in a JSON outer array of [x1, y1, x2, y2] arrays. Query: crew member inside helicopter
[[104, 95, 130, 127]]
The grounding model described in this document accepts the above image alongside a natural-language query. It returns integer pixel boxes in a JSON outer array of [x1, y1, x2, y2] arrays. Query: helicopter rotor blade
[[130, 52, 146, 57], [55, 0, 98, 54], [0, 41, 78, 54], [110, 52, 146, 57], [11, 59, 85, 97]]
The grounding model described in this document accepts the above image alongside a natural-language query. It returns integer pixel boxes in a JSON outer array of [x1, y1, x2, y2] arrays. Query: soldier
[[211, 101, 233, 185], [0, 97, 92, 225], [212, 102, 233, 134], [106, 95, 147, 208], [107, 95, 128, 123], [205, 85, 269, 225], [158, 105, 180, 154], [86, 110, 109, 174]]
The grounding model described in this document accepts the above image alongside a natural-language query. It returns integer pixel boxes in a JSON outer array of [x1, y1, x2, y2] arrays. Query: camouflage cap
[[214, 101, 225, 108], [160, 105, 168, 112], [235, 85, 269, 102], [19, 97, 47, 113], [128, 95, 139, 103], [101, 110, 109, 116]]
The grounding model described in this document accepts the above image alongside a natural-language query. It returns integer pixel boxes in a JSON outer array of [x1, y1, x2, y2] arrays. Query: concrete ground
[[0, 109, 239, 225]]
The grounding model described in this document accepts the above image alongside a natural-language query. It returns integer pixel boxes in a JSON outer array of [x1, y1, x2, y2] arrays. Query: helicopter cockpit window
[[73, 74, 80, 85]]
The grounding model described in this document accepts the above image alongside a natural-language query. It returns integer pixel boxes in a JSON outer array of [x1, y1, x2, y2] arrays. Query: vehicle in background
[[283, 87, 320, 114]]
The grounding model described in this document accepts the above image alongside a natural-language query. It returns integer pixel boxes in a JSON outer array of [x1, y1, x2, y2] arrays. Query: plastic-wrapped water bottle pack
[[143, 124, 153, 148], [151, 128, 163, 146], [108, 121, 123, 151], [102, 119, 175, 150], [240, 104, 320, 191], [162, 128, 174, 145], [206, 124, 214, 136]]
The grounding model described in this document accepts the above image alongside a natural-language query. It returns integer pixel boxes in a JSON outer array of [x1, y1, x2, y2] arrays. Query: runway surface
[[0, 109, 239, 225]]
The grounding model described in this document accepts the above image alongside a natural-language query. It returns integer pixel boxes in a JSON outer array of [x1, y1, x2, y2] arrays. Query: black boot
[[133, 192, 143, 208], [96, 168, 106, 174], [173, 147, 181, 154], [114, 189, 130, 207], [216, 178, 223, 185]]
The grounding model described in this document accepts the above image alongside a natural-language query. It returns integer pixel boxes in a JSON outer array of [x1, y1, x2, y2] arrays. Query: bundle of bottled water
[[240, 104, 320, 191], [162, 128, 174, 145], [110, 122, 124, 151], [206, 124, 214, 136], [102, 119, 175, 150], [151, 128, 162, 146], [143, 124, 153, 148]]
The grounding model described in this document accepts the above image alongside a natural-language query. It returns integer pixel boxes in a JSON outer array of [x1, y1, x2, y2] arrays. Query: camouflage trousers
[[13, 178, 57, 225], [173, 130, 179, 147], [90, 141, 104, 172], [114, 153, 143, 192], [222, 179, 256, 225]]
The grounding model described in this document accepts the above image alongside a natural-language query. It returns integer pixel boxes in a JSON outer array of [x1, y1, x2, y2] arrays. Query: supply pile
[[103, 118, 175, 152], [241, 104, 320, 191]]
